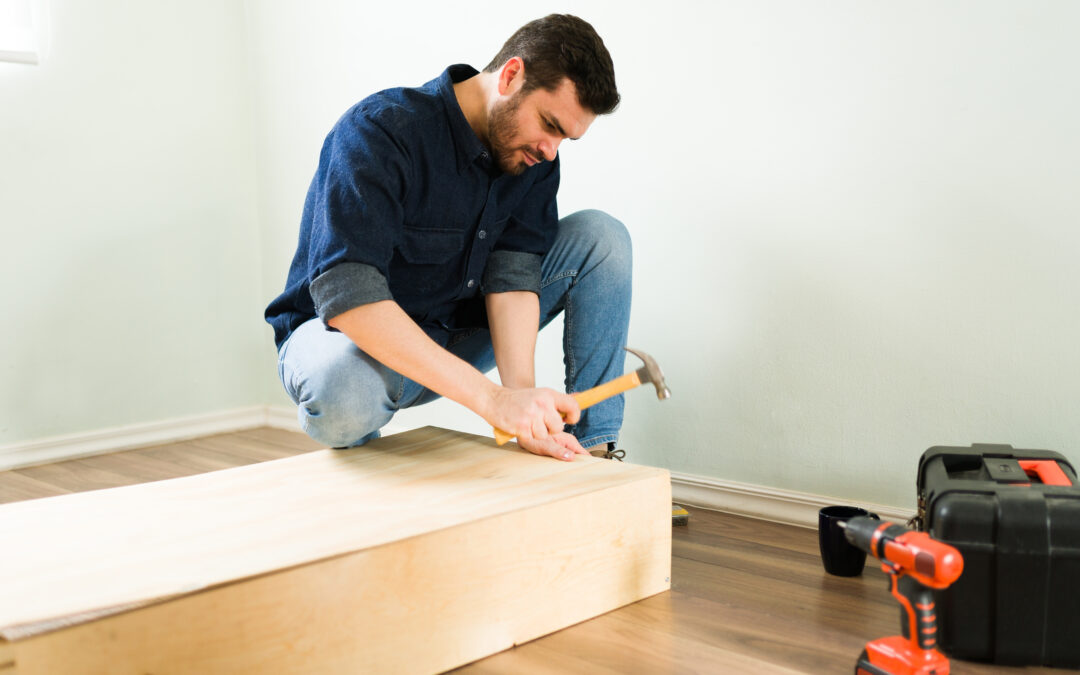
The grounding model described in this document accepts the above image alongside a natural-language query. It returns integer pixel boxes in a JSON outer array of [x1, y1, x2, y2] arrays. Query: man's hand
[[485, 386, 585, 459], [517, 431, 590, 461]]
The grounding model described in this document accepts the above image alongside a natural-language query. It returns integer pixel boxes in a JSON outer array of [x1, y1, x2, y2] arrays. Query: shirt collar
[[438, 64, 493, 174]]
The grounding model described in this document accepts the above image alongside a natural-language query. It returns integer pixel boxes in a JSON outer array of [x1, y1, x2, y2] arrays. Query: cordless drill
[[840, 517, 964, 675]]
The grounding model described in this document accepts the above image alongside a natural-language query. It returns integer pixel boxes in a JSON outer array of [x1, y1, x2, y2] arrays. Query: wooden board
[[0, 427, 671, 674]]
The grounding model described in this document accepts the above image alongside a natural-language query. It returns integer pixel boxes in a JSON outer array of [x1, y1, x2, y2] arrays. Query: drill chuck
[[843, 516, 962, 589], [842, 516, 898, 557]]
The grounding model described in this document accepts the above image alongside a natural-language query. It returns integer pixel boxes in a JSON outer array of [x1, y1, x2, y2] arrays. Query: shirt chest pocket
[[397, 227, 465, 265]]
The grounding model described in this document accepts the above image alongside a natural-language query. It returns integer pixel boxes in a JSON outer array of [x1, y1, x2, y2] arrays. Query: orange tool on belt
[[840, 517, 964, 675]]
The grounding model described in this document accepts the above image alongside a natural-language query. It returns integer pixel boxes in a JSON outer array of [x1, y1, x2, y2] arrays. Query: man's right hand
[[485, 387, 584, 458]]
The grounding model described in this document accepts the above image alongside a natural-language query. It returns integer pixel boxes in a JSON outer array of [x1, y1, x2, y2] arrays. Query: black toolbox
[[916, 443, 1080, 667]]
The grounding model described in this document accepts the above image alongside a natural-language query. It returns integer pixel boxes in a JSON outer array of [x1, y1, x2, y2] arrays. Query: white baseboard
[[0, 406, 289, 471], [670, 471, 915, 530], [1, 408, 914, 530]]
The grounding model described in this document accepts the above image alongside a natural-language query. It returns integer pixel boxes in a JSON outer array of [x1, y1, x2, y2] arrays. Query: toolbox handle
[[1017, 460, 1072, 486]]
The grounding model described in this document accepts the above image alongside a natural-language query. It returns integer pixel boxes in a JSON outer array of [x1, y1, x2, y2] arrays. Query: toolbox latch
[[981, 458, 1073, 486], [1017, 460, 1073, 486]]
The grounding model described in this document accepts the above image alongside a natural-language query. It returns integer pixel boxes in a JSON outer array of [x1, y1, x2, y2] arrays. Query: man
[[265, 14, 631, 462]]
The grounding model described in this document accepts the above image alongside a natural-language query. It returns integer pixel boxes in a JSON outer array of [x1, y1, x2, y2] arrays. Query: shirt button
[[467, 279, 476, 288], [478, 230, 487, 240]]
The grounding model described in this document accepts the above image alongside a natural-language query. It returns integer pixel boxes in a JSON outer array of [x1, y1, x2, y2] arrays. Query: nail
[[563, 451, 572, 460]]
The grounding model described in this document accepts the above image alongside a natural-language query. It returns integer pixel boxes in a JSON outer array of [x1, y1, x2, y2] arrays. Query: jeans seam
[[541, 269, 577, 288], [278, 339, 303, 405], [563, 277, 577, 393], [276, 336, 291, 396], [277, 350, 287, 395]]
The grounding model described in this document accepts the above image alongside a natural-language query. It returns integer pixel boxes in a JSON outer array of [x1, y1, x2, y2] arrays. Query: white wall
[[0, 0, 264, 444], [600, 1, 1080, 507], [4, 2, 1078, 511]]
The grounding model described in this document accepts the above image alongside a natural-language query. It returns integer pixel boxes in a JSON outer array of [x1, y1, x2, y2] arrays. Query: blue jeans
[[276, 209, 632, 449]]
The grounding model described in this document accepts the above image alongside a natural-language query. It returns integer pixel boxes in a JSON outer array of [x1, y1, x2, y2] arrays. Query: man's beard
[[487, 90, 529, 175]]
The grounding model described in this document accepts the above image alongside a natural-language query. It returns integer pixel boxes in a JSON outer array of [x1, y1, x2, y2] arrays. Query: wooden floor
[[0, 428, 1060, 674]]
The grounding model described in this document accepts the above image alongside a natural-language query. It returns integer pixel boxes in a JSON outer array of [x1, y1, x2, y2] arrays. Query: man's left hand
[[517, 432, 590, 461]]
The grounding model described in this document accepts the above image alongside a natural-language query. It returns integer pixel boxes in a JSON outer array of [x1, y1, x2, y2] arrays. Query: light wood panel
[[0, 427, 671, 674]]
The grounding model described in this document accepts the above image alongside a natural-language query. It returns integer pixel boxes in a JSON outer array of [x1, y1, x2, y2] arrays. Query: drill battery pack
[[915, 443, 1080, 667]]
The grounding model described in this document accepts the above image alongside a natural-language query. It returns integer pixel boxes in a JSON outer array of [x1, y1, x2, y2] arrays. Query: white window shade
[[0, 0, 39, 65]]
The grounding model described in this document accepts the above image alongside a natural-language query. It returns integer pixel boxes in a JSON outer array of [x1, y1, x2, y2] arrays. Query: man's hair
[[483, 14, 620, 116]]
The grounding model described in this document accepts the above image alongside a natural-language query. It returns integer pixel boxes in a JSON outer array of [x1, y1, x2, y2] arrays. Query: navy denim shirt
[[265, 65, 560, 350]]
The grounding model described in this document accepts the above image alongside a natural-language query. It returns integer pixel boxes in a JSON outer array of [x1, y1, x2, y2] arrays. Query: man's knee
[[293, 353, 395, 448], [563, 209, 631, 266], [299, 391, 391, 449], [561, 209, 632, 285]]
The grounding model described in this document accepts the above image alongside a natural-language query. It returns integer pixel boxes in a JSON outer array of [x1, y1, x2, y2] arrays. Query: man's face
[[487, 77, 596, 176]]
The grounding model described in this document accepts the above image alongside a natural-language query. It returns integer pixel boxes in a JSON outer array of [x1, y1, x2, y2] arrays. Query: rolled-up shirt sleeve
[[481, 250, 543, 294], [306, 108, 408, 323], [310, 262, 393, 321], [481, 156, 560, 296]]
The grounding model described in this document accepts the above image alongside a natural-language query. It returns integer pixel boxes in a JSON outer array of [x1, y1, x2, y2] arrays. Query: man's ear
[[497, 57, 525, 96]]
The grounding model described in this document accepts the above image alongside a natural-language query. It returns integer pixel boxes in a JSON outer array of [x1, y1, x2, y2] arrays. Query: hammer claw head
[[624, 347, 671, 400]]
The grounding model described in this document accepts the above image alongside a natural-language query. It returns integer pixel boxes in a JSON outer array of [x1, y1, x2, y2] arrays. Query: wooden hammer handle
[[494, 426, 515, 446], [572, 370, 642, 411], [493, 370, 642, 446]]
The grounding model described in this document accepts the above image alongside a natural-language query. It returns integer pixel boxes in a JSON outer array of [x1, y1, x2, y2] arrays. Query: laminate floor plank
[[455, 591, 806, 674], [128, 442, 254, 474], [0, 470, 73, 504], [229, 426, 325, 452], [675, 509, 823, 558], [73, 447, 208, 482], [11, 456, 148, 494], [185, 433, 313, 462]]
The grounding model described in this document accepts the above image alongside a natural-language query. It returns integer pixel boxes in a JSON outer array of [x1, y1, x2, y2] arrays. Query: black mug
[[818, 505, 879, 576]]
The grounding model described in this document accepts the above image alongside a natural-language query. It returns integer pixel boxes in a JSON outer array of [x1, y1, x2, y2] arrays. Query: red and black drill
[[840, 517, 964, 675]]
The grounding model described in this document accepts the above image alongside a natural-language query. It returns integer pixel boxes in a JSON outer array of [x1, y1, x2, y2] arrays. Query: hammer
[[494, 347, 671, 446]]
